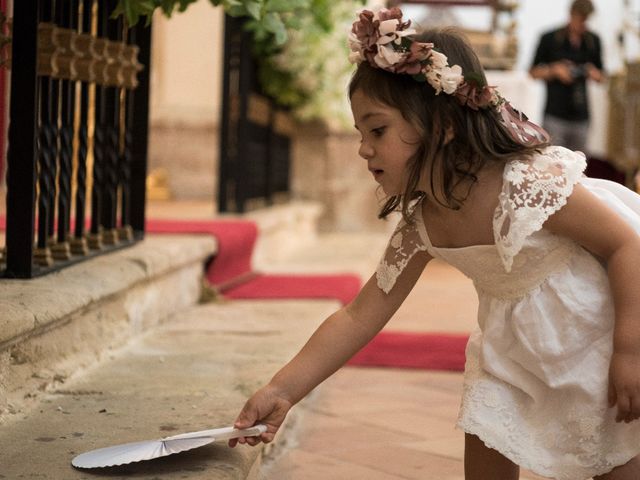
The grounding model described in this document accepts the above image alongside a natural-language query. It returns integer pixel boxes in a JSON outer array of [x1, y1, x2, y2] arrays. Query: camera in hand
[[569, 63, 588, 80]]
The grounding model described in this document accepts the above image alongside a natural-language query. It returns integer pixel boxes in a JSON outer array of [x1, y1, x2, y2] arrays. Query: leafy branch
[[114, 0, 366, 126], [114, 0, 310, 48]]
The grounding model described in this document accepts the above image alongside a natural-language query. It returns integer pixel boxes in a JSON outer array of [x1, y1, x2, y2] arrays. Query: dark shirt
[[531, 26, 603, 121]]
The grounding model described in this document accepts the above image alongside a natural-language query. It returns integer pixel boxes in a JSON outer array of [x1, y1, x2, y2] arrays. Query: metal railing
[[2, 0, 151, 278], [218, 14, 292, 214]]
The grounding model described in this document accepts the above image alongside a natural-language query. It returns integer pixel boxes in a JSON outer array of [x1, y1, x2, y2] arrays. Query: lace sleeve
[[376, 207, 429, 294], [493, 146, 587, 272]]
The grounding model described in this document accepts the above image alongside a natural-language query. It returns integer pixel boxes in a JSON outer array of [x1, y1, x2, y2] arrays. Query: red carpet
[[146, 219, 362, 304], [224, 273, 361, 305], [348, 331, 469, 371], [146, 219, 258, 286]]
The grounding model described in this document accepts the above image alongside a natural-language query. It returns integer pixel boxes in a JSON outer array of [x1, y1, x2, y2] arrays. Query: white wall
[[149, 0, 224, 127], [405, 0, 640, 73]]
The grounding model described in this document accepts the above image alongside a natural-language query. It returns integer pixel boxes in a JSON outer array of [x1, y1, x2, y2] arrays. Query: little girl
[[230, 7, 640, 479]]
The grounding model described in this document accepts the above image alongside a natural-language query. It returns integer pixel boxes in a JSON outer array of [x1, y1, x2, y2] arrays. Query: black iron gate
[[218, 14, 292, 213], [2, 0, 151, 278]]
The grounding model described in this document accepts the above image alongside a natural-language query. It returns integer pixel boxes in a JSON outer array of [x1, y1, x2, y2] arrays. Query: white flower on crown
[[425, 69, 442, 94], [429, 50, 448, 70], [441, 65, 464, 94], [374, 43, 405, 69], [379, 18, 399, 37]]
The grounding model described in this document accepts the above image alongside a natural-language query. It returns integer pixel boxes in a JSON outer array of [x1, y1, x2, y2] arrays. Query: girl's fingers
[[626, 396, 640, 422], [608, 380, 617, 408], [616, 394, 631, 422], [246, 436, 260, 446], [234, 408, 256, 429]]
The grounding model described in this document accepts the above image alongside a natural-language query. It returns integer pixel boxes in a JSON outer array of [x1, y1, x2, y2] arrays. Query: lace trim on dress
[[493, 146, 587, 273], [457, 344, 634, 480], [376, 202, 429, 294]]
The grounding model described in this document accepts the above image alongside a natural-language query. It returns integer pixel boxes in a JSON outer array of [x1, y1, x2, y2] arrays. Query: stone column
[[291, 121, 391, 233]]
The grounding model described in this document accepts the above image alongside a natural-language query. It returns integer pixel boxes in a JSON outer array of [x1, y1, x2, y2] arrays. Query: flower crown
[[348, 8, 549, 145]]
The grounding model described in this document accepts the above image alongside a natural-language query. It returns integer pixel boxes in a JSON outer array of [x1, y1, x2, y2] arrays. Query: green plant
[[114, 0, 309, 48], [114, 0, 366, 127]]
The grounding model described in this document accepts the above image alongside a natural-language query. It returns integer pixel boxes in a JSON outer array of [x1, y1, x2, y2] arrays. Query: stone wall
[[148, 123, 219, 200], [0, 235, 215, 423], [291, 121, 393, 234]]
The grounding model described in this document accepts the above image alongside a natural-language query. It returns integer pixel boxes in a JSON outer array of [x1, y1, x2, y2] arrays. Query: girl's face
[[351, 89, 422, 196]]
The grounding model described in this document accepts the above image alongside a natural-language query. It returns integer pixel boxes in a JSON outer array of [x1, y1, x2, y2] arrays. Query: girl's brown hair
[[349, 27, 548, 221]]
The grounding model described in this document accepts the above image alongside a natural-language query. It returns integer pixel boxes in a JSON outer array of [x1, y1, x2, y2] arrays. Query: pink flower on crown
[[455, 82, 497, 110], [352, 10, 378, 49], [349, 8, 416, 69], [378, 7, 404, 23], [395, 41, 433, 75]]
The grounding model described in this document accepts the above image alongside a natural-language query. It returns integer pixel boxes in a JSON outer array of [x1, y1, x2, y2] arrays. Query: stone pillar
[[291, 121, 391, 233]]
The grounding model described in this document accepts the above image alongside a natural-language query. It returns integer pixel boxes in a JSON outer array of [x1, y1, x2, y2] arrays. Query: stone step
[[0, 298, 338, 479], [0, 235, 216, 422]]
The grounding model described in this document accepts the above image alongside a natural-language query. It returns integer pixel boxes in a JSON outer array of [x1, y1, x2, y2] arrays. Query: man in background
[[530, 0, 604, 153]]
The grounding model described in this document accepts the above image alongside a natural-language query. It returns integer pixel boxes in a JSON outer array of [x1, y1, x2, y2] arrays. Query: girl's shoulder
[[503, 145, 587, 180], [494, 146, 588, 272]]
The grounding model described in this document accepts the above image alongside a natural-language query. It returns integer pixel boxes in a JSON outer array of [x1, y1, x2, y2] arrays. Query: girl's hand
[[228, 384, 293, 447], [608, 350, 640, 423]]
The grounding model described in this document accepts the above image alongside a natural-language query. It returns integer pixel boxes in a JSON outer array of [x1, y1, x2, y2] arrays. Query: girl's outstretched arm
[[229, 249, 433, 447], [545, 183, 640, 424]]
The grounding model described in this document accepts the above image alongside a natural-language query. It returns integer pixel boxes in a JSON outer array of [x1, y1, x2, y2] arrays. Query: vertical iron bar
[[265, 104, 274, 205], [89, 0, 106, 249], [119, 21, 134, 240], [101, 1, 120, 244], [4, 0, 40, 278], [36, 1, 57, 267], [128, 19, 151, 236], [46, 1, 63, 247], [235, 24, 252, 214], [219, 15, 250, 213], [71, 0, 91, 254], [53, 0, 76, 260], [218, 14, 233, 212]]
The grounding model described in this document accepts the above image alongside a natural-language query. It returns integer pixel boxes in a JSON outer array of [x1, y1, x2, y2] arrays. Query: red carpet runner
[[145, 219, 362, 305], [348, 331, 469, 371], [146, 219, 258, 286]]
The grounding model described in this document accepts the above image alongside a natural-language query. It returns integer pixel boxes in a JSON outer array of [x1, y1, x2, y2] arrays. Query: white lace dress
[[376, 146, 640, 480]]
